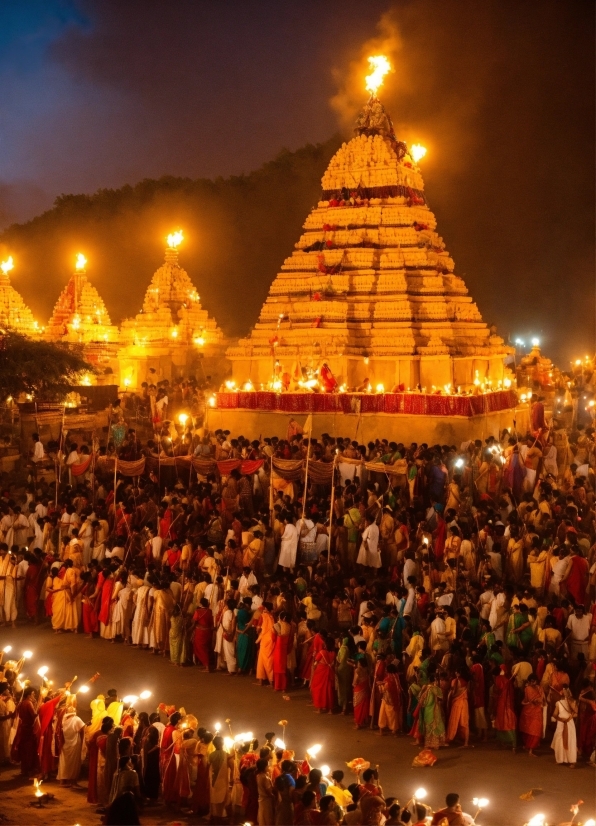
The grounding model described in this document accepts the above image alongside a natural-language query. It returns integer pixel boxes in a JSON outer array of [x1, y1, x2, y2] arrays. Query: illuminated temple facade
[[0, 263, 40, 336], [44, 263, 119, 346], [226, 97, 513, 393], [118, 243, 224, 388]]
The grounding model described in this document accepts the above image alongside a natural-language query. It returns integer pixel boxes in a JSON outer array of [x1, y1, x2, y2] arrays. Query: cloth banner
[[214, 390, 517, 417], [70, 455, 93, 476]]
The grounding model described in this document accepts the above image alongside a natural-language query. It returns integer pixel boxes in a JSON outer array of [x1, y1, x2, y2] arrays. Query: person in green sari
[[407, 681, 422, 733], [169, 604, 186, 666], [236, 597, 255, 673], [506, 604, 533, 653], [416, 676, 446, 749], [335, 637, 354, 714]]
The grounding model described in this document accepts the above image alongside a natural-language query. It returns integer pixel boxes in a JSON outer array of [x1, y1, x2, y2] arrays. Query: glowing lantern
[[178, 413, 188, 426], [75, 253, 87, 271], [365, 55, 391, 95], [410, 144, 427, 163], [375, 383, 385, 393], [139, 690, 152, 700]]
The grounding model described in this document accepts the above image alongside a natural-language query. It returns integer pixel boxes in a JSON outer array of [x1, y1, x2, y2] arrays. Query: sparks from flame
[[75, 253, 87, 271], [410, 144, 427, 163], [1, 256, 14, 275], [167, 230, 184, 249], [365, 55, 391, 95]]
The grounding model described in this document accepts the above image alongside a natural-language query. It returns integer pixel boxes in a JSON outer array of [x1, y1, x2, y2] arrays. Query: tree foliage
[[0, 332, 91, 401]]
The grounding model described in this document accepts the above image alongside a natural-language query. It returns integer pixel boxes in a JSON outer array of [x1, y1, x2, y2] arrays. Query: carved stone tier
[[227, 100, 513, 394], [0, 272, 40, 336], [45, 268, 119, 344]]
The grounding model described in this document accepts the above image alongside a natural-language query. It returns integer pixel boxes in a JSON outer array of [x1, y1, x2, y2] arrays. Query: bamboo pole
[[327, 452, 338, 573]]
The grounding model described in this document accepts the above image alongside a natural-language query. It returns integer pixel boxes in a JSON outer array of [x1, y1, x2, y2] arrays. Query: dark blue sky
[[0, 0, 594, 360]]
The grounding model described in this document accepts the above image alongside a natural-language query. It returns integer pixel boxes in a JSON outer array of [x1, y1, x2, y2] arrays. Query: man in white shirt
[[566, 605, 590, 660], [31, 433, 45, 465], [402, 551, 417, 586], [356, 514, 381, 569], [278, 516, 298, 572], [239, 568, 257, 597]]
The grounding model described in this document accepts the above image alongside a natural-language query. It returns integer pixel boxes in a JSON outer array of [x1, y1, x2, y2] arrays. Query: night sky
[[0, 0, 594, 363]]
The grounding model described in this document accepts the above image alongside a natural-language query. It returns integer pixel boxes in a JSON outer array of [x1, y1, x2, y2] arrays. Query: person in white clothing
[[278, 516, 298, 571], [565, 605, 590, 660], [551, 689, 577, 766], [356, 514, 380, 569], [57, 705, 86, 785]]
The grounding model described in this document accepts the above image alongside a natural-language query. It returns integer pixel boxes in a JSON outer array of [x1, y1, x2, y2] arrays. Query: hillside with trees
[[0, 136, 341, 338]]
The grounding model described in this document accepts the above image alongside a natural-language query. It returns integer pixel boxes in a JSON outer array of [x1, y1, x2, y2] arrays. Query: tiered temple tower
[[44, 256, 119, 346], [0, 258, 40, 336], [118, 238, 224, 387], [227, 96, 513, 392]]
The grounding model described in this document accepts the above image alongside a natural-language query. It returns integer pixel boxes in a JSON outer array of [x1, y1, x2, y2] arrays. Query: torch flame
[[75, 253, 87, 271], [167, 230, 184, 249], [0, 256, 14, 276], [365, 55, 391, 96], [410, 144, 427, 163]]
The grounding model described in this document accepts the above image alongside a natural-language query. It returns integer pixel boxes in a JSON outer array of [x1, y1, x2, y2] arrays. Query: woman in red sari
[[578, 681, 596, 761], [23, 552, 42, 623], [519, 674, 545, 756], [491, 666, 517, 751], [191, 731, 213, 817], [81, 571, 99, 636], [12, 687, 41, 776], [98, 569, 115, 628], [192, 598, 214, 670], [310, 638, 336, 713], [87, 717, 113, 804], [353, 655, 371, 729], [38, 692, 64, 778], [272, 612, 292, 691], [160, 711, 182, 775], [298, 621, 316, 686]]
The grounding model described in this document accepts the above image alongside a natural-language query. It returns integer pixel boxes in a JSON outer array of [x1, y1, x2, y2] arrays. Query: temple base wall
[[206, 405, 528, 445], [230, 354, 510, 392]]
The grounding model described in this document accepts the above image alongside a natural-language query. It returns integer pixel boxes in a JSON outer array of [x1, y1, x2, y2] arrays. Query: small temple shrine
[[0, 256, 40, 336], [43, 254, 120, 376], [118, 232, 224, 388], [216, 58, 523, 442]]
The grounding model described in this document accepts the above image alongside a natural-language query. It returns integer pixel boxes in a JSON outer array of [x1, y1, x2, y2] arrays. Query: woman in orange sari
[[446, 670, 471, 747], [310, 638, 336, 713], [519, 674, 545, 756]]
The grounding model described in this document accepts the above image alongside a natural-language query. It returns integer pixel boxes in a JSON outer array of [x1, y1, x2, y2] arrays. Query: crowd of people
[[0, 397, 595, 823]]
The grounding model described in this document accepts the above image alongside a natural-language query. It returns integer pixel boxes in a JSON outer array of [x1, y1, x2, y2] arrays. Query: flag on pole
[[303, 414, 312, 436]]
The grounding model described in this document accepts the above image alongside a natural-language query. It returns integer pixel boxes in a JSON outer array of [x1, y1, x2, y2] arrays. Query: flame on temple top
[[365, 55, 391, 95], [410, 144, 427, 163], [0, 256, 13, 276], [167, 230, 184, 249], [75, 253, 87, 271]]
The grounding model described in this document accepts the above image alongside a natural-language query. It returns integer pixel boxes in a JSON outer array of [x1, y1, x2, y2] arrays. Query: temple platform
[[206, 391, 528, 444]]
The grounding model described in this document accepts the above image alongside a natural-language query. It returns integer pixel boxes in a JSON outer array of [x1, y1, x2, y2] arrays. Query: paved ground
[[0, 624, 594, 826]]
